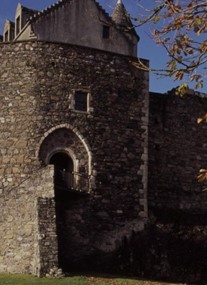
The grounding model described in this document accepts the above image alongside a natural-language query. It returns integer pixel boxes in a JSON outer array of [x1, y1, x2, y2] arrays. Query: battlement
[[1, 0, 138, 57]]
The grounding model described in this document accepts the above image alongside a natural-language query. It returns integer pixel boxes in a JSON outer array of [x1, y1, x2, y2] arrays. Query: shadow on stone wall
[[68, 212, 207, 285], [111, 212, 207, 284]]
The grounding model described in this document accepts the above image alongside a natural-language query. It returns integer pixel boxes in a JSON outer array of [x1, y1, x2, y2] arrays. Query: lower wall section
[[35, 206, 207, 284], [36, 198, 58, 276], [36, 190, 145, 275], [113, 216, 207, 284], [0, 166, 54, 275], [34, 195, 207, 283]]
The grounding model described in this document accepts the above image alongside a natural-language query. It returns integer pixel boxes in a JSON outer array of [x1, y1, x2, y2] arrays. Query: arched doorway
[[49, 152, 74, 194], [38, 127, 92, 194], [38, 127, 92, 271], [49, 152, 75, 270]]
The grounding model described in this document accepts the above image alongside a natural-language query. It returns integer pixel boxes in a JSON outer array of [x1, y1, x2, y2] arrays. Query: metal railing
[[55, 171, 90, 192]]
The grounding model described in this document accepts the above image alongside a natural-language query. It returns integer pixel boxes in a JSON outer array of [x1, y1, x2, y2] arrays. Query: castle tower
[[0, 0, 149, 276]]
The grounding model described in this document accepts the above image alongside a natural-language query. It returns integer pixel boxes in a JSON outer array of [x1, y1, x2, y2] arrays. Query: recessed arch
[[45, 147, 79, 174], [37, 124, 92, 176], [37, 126, 93, 270], [38, 125, 93, 193]]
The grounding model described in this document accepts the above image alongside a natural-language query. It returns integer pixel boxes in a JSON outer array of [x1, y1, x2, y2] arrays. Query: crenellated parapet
[[1, 0, 138, 57]]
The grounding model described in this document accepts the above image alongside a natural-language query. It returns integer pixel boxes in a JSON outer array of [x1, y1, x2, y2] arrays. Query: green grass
[[0, 274, 185, 285]]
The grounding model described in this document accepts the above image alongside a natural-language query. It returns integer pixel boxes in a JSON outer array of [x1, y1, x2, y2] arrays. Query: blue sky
[[0, 0, 199, 93]]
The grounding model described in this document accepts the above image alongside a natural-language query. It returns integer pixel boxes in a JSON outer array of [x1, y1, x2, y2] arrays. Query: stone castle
[[0, 0, 207, 280]]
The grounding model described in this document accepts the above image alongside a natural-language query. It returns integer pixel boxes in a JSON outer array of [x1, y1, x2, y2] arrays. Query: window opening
[[16, 16, 20, 36], [103, 25, 110, 39], [74, 90, 88, 112], [4, 31, 9, 42]]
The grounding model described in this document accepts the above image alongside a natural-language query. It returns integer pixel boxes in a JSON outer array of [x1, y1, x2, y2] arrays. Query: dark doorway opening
[[49, 152, 74, 270], [49, 152, 89, 271], [50, 152, 74, 193]]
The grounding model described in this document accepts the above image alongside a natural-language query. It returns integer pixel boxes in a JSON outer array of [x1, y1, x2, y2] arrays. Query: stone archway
[[38, 126, 92, 193], [38, 127, 92, 271]]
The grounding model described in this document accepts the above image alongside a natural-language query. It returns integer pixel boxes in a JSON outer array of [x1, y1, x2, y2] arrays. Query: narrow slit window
[[16, 16, 20, 36], [74, 91, 88, 112], [103, 25, 110, 39], [4, 31, 9, 42]]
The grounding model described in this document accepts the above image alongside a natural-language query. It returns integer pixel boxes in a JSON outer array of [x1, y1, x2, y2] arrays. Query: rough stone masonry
[[1, 0, 207, 280], [0, 40, 149, 275]]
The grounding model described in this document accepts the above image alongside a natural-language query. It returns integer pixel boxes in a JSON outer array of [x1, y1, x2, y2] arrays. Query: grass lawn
[[0, 274, 186, 285]]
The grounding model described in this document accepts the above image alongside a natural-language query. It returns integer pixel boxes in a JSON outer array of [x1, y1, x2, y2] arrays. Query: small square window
[[103, 25, 110, 39], [74, 91, 88, 112]]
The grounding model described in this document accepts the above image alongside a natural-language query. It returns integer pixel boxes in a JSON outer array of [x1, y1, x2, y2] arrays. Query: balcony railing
[[55, 171, 90, 193]]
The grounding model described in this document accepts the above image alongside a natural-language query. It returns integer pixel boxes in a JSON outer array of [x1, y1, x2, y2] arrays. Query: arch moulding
[[36, 123, 92, 176]]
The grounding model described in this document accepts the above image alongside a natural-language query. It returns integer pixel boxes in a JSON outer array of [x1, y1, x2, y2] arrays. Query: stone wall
[[0, 165, 54, 274], [0, 40, 148, 274], [111, 93, 207, 284], [36, 197, 58, 276], [148, 92, 207, 215]]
